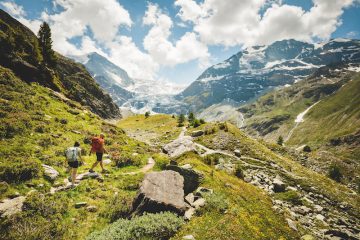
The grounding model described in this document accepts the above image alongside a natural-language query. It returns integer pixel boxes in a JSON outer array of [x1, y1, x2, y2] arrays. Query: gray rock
[[184, 207, 196, 220], [234, 149, 241, 157], [75, 202, 87, 208], [191, 130, 204, 137], [42, 164, 59, 181], [313, 205, 323, 212], [315, 214, 325, 222], [273, 178, 286, 192], [162, 136, 197, 157], [185, 193, 195, 205], [192, 198, 206, 209], [181, 164, 193, 169], [183, 235, 195, 240], [86, 205, 98, 212], [166, 165, 204, 194], [286, 218, 298, 231], [0, 196, 25, 218], [132, 171, 186, 216], [103, 159, 112, 165], [76, 172, 103, 181]]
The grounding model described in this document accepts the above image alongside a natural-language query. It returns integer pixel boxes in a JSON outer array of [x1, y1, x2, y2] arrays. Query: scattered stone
[[181, 164, 193, 169], [183, 235, 195, 240], [131, 171, 186, 216], [286, 186, 298, 191], [301, 235, 315, 240], [75, 202, 88, 208], [103, 159, 112, 165], [0, 196, 26, 218], [313, 205, 323, 212], [194, 187, 213, 197], [191, 130, 204, 137], [315, 214, 325, 222], [76, 172, 103, 181], [166, 165, 204, 194], [184, 207, 196, 220], [86, 205, 98, 212], [286, 218, 298, 231], [185, 193, 195, 205], [42, 164, 59, 181], [192, 198, 206, 209], [302, 197, 314, 205], [234, 149, 241, 157], [71, 130, 81, 134], [273, 178, 286, 193]]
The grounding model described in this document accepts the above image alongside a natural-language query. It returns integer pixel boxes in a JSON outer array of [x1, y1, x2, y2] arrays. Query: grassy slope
[[172, 152, 298, 240], [192, 123, 359, 213], [0, 66, 153, 239], [288, 76, 360, 148]]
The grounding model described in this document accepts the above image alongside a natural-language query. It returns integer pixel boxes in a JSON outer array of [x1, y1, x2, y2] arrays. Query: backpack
[[91, 137, 103, 153], [65, 147, 80, 162]]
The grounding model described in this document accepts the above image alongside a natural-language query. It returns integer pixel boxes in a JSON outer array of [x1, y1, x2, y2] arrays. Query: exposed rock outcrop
[[166, 164, 204, 194], [0, 196, 25, 218], [42, 164, 59, 181]]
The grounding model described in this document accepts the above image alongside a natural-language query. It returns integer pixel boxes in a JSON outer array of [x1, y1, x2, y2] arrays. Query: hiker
[[65, 141, 83, 187], [89, 133, 108, 173]]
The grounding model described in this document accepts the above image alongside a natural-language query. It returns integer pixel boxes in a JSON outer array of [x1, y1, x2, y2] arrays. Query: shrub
[[218, 122, 228, 132], [0, 191, 69, 240], [87, 212, 184, 240], [303, 145, 311, 152], [100, 191, 134, 222], [113, 152, 143, 168], [234, 164, 245, 179], [145, 111, 150, 118], [193, 119, 201, 128], [199, 119, 205, 124], [153, 153, 169, 170], [203, 154, 220, 166], [329, 164, 342, 182], [201, 192, 229, 214], [0, 157, 41, 183], [59, 118, 68, 124], [204, 126, 217, 135], [274, 190, 302, 205], [277, 136, 284, 146]]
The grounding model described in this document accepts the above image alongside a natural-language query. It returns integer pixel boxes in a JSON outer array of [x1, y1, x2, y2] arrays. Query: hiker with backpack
[[65, 141, 83, 187], [89, 133, 108, 173]]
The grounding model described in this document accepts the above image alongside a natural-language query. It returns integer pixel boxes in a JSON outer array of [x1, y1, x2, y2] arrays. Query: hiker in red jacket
[[89, 133, 108, 173]]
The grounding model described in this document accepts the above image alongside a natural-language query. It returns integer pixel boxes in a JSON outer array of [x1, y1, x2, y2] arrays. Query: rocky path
[[122, 157, 155, 175]]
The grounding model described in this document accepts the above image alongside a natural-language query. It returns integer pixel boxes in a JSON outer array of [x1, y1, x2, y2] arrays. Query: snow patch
[[213, 61, 231, 69]]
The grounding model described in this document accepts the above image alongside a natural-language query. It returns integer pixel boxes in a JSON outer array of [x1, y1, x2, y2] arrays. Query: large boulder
[[42, 164, 59, 181], [166, 164, 204, 194], [162, 136, 197, 157], [273, 178, 286, 192], [131, 171, 186, 216]]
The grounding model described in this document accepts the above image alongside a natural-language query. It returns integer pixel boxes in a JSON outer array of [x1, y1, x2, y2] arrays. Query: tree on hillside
[[277, 136, 284, 146], [145, 111, 150, 118], [177, 114, 185, 127], [38, 22, 56, 67], [188, 112, 195, 124]]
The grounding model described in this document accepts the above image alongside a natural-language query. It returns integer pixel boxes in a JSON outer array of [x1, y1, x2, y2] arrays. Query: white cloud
[[143, 3, 209, 67], [346, 31, 358, 38], [0, 1, 25, 16], [175, 0, 354, 46], [106, 36, 159, 80]]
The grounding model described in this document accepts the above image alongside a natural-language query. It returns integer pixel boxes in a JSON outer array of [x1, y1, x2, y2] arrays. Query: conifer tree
[[38, 22, 56, 67], [277, 136, 284, 146], [177, 114, 185, 127], [188, 112, 195, 124]]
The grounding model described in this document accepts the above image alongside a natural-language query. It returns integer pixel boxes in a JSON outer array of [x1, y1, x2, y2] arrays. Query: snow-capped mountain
[[177, 38, 360, 111], [79, 52, 187, 113]]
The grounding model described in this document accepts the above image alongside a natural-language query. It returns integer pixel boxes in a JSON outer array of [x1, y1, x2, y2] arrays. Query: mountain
[[78, 53, 187, 114], [84, 52, 135, 106], [0, 9, 120, 119], [238, 63, 360, 187], [177, 39, 360, 112]]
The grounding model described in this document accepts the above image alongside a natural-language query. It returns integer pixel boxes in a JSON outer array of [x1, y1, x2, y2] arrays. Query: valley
[[0, 5, 359, 240]]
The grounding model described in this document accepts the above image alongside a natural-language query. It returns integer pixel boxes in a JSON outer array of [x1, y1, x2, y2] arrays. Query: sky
[[0, 0, 359, 86]]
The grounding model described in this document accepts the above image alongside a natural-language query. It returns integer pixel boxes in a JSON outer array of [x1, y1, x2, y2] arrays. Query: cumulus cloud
[[143, 3, 209, 67], [175, 0, 354, 46]]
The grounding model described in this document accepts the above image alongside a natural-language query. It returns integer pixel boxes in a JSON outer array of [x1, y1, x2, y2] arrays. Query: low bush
[[201, 192, 229, 214], [328, 164, 342, 182], [218, 122, 228, 132], [303, 145, 311, 152], [100, 191, 134, 222], [0, 192, 69, 240], [234, 164, 245, 179], [87, 212, 184, 240], [0, 157, 41, 183], [203, 154, 221, 166], [112, 152, 143, 168], [274, 190, 302, 205]]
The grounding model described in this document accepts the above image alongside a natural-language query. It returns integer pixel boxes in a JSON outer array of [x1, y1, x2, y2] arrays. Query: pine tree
[[188, 112, 195, 124], [145, 111, 150, 118], [38, 22, 56, 67], [177, 114, 185, 127], [277, 136, 284, 146]]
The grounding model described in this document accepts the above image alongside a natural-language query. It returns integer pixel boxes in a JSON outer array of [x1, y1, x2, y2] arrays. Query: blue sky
[[0, 0, 359, 86]]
